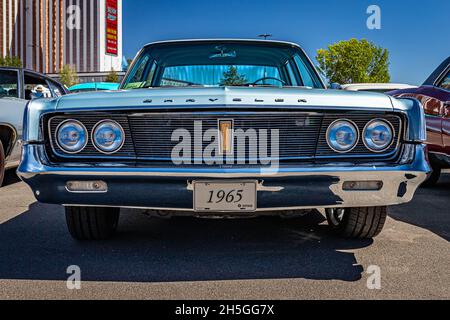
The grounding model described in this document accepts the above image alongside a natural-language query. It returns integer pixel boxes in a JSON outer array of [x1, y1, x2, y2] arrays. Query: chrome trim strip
[[18, 144, 429, 179]]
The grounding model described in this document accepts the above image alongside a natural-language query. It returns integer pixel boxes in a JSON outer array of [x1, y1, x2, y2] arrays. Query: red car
[[390, 57, 450, 186]]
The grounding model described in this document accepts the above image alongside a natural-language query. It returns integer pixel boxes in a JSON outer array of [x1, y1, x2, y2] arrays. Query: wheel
[[421, 162, 441, 187], [65, 206, 120, 240], [326, 206, 387, 239], [0, 140, 5, 187]]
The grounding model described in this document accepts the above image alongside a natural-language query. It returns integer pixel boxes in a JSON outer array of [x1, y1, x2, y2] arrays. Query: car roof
[[0, 66, 56, 78], [423, 56, 450, 86], [143, 38, 303, 50]]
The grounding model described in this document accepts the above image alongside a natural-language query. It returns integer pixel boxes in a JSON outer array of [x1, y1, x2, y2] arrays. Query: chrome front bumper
[[18, 144, 430, 212]]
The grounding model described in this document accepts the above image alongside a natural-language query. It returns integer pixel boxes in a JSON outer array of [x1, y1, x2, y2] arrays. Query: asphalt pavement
[[0, 169, 449, 300]]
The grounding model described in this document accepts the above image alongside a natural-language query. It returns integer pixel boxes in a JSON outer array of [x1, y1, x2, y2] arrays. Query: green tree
[[105, 69, 119, 83], [220, 66, 247, 86], [316, 38, 390, 84], [0, 55, 22, 67], [59, 65, 79, 88]]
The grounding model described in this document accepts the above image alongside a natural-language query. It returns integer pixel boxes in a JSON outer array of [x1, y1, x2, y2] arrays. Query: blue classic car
[[18, 39, 429, 241]]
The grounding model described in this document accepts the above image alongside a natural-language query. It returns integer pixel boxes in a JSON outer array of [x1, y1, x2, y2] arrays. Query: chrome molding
[[19, 144, 428, 179]]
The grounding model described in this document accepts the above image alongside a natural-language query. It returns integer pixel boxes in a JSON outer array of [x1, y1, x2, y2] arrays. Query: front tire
[[0, 140, 5, 187], [65, 206, 120, 240], [326, 206, 387, 239]]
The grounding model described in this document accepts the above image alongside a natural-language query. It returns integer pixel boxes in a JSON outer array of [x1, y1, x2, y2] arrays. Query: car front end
[[17, 40, 430, 240]]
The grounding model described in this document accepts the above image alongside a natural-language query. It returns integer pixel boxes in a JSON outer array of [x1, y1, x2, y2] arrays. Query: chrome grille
[[46, 111, 403, 162], [128, 113, 322, 160]]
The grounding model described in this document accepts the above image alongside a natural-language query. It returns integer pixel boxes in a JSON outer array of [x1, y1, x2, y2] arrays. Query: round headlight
[[326, 119, 359, 153], [92, 120, 125, 154], [56, 120, 88, 153], [363, 119, 394, 152]]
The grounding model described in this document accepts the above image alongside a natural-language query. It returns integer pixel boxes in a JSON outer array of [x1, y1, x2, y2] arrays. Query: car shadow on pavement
[[2, 169, 21, 187], [389, 173, 450, 242], [0, 202, 372, 283]]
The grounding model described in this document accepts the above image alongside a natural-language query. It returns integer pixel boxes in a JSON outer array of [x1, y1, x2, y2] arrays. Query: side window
[[438, 69, 450, 90], [24, 72, 52, 100], [0, 69, 19, 98], [123, 54, 152, 89]]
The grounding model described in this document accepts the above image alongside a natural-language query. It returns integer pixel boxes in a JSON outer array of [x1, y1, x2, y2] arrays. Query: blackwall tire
[[326, 206, 387, 239], [65, 206, 120, 240]]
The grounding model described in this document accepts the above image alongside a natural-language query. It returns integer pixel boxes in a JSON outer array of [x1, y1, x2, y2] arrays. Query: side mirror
[[329, 83, 342, 90]]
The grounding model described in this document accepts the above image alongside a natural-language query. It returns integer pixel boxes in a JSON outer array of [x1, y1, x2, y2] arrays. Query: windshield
[[122, 41, 324, 89]]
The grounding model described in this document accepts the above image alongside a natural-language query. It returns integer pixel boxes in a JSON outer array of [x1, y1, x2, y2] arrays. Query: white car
[[341, 83, 417, 93], [0, 67, 68, 186]]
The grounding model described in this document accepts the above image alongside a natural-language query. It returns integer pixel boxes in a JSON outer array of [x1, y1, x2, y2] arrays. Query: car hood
[[55, 86, 394, 111]]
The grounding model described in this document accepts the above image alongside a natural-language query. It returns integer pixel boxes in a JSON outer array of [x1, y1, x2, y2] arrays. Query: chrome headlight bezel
[[363, 119, 395, 153], [91, 120, 126, 154], [55, 119, 88, 154], [326, 119, 360, 153]]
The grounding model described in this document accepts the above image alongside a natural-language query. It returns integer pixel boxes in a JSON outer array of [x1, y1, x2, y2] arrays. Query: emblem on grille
[[218, 119, 234, 155]]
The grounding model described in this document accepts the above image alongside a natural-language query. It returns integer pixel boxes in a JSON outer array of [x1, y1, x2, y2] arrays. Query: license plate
[[193, 181, 257, 212]]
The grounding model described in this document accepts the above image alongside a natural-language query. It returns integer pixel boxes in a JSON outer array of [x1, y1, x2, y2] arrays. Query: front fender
[[390, 96, 427, 143]]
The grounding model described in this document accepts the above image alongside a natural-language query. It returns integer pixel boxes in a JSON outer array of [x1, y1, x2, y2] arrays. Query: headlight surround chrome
[[55, 120, 88, 154], [326, 119, 359, 153], [92, 120, 125, 154], [363, 119, 394, 152]]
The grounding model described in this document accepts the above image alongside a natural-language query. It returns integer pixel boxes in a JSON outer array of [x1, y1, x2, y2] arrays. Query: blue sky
[[123, 0, 450, 85]]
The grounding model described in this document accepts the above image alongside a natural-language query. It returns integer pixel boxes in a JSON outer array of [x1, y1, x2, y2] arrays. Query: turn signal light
[[343, 181, 383, 191], [66, 181, 108, 193]]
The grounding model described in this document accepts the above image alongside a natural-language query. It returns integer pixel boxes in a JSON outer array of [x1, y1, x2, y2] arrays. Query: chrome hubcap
[[328, 208, 346, 226]]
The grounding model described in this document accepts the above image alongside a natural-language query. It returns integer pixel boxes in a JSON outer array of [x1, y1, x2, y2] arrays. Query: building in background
[[0, 0, 123, 81]]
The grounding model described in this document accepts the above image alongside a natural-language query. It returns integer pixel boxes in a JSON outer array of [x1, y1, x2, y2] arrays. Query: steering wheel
[[252, 77, 287, 86]]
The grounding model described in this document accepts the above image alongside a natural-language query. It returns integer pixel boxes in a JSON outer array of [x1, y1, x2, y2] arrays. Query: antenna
[[258, 34, 273, 40]]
